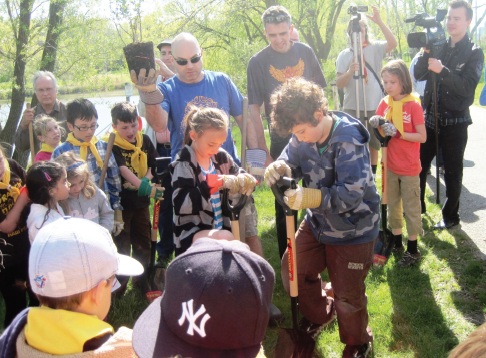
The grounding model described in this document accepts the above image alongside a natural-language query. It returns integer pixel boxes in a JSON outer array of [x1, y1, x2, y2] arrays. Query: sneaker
[[397, 251, 421, 267], [299, 300, 336, 339], [343, 342, 372, 358], [392, 245, 405, 255]]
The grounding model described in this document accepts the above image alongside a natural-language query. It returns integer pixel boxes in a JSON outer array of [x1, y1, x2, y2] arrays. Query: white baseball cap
[[29, 217, 143, 297]]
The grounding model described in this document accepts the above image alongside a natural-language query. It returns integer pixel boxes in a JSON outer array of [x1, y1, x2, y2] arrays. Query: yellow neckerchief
[[113, 131, 147, 178], [25, 306, 114, 355], [384, 93, 420, 135], [0, 158, 20, 201], [66, 132, 104, 169], [39, 142, 55, 153]]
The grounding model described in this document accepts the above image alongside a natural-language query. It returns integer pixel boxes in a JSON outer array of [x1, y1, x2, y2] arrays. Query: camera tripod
[[349, 13, 369, 121]]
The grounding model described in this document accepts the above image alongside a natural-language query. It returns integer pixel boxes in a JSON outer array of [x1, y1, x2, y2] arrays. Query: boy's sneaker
[[392, 245, 405, 255], [397, 251, 421, 267], [342, 342, 372, 358], [299, 299, 336, 339]]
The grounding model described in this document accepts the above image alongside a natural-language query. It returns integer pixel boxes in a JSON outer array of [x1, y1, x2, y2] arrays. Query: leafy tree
[[0, 0, 34, 161]]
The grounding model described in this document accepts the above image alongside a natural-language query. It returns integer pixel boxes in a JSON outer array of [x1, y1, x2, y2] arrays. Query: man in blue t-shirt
[[144, 33, 257, 162], [137, 32, 282, 325]]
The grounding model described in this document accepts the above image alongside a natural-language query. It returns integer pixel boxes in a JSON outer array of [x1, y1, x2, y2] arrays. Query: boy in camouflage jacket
[[265, 78, 379, 357]]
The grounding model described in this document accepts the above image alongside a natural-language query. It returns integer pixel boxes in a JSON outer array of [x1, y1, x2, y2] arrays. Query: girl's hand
[[222, 175, 240, 194], [237, 173, 257, 196]]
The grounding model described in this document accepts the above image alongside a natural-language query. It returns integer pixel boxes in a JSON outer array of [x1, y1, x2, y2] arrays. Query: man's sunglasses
[[263, 14, 290, 24], [174, 54, 202, 66]]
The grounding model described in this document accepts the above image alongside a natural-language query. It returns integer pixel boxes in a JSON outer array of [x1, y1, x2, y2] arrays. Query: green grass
[[1, 113, 484, 357], [104, 177, 486, 357], [108, 118, 486, 357]]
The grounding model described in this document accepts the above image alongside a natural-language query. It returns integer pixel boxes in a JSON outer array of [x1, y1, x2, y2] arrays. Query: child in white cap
[[0, 217, 143, 357]]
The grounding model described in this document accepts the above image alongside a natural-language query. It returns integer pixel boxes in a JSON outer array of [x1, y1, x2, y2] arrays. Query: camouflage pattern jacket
[[279, 112, 380, 245]]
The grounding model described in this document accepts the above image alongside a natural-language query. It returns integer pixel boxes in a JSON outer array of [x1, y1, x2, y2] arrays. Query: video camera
[[347, 5, 368, 15], [406, 10, 447, 55]]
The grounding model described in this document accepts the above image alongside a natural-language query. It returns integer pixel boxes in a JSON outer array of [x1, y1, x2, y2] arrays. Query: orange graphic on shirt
[[269, 59, 305, 83]]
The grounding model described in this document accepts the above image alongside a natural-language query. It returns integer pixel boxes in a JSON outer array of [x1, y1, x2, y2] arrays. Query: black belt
[[160, 142, 171, 149]]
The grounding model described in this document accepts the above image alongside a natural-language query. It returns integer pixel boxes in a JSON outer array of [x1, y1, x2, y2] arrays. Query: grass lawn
[[105, 180, 485, 357], [1, 117, 484, 357], [108, 120, 486, 357]]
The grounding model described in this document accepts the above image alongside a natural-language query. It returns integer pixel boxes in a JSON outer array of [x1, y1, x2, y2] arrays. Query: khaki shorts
[[387, 170, 423, 236]]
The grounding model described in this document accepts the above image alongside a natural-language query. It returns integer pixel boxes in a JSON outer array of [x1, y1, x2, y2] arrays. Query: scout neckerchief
[[39, 142, 55, 153], [66, 132, 104, 169], [384, 93, 420, 135], [113, 131, 147, 178], [25, 306, 114, 355], [0, 158, 20, 201]]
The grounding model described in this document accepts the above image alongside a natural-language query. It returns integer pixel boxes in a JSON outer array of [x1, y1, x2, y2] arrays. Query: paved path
[[427, 105, 486, 259]]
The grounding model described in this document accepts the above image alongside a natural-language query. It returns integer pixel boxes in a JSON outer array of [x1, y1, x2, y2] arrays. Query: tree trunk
[[31, 0, 68, 108], [0, 0, 34, 162]]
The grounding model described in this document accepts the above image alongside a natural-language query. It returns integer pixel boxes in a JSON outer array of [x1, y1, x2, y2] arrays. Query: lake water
[[0, 95, 146, 139]]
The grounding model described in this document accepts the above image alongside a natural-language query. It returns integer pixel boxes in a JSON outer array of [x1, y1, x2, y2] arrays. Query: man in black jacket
[[415, 0, 484, 230]]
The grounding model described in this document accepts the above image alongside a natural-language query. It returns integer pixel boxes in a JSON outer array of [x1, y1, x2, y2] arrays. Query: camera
[[406, 10, 447, 54], [347, 5, 368, 15]]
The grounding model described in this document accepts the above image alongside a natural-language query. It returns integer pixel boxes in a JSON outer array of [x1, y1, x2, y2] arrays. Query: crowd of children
[[0, 20, 481, 354]]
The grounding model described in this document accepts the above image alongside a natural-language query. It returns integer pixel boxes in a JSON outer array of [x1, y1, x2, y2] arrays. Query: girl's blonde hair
[[33, 115, 65, 139], [183, 106, 229, 145], [381, 59, 413, 95], [54, 152, 96, 199]]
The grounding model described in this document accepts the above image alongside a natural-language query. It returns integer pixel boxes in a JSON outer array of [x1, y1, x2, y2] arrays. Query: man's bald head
[[171, 32, 204, 84], [171, 32, 201, 58]]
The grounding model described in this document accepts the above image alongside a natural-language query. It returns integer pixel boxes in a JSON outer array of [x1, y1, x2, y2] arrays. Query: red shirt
[[376, 100, 424, 176]]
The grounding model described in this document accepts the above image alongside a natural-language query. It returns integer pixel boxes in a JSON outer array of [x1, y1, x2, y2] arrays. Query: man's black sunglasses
[[263, 14, 290, 24], [174, 54, 202, 66]]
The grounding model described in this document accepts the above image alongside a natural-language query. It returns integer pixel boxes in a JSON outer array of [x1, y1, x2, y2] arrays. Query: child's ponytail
[[182, 106, 229, 145]]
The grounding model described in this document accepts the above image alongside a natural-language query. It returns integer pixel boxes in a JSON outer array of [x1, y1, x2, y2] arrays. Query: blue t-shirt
[[159, 71, 242, 164]]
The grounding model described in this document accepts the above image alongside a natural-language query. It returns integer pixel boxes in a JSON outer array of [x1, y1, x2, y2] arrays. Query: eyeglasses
[[73, 123, 99, 132], [263, 14, 290, 24], [174, 54, 202, 66]]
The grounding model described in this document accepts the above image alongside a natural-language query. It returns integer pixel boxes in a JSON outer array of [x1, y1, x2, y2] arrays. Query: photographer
[[415, 0, 484, 230], [336, 6, 397, 175]]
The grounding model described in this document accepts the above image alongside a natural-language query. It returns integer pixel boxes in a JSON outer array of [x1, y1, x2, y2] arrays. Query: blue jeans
[[419, 123, 468, 224], [155, 145, 174, 264]]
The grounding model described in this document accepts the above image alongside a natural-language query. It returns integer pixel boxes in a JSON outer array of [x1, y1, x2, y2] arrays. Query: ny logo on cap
[[178, 299, 211, 337]]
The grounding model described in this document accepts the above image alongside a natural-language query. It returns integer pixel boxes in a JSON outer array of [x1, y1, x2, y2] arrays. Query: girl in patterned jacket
[[171, 107, 256, 255]]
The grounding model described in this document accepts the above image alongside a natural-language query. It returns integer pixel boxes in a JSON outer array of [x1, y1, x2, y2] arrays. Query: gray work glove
[[370, 115, 397, 137], [130, 68, 164, 105], [369, 115, 385, 129]]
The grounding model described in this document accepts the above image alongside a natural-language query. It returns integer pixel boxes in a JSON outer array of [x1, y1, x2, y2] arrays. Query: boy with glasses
[[52, 99, 123, 237]]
